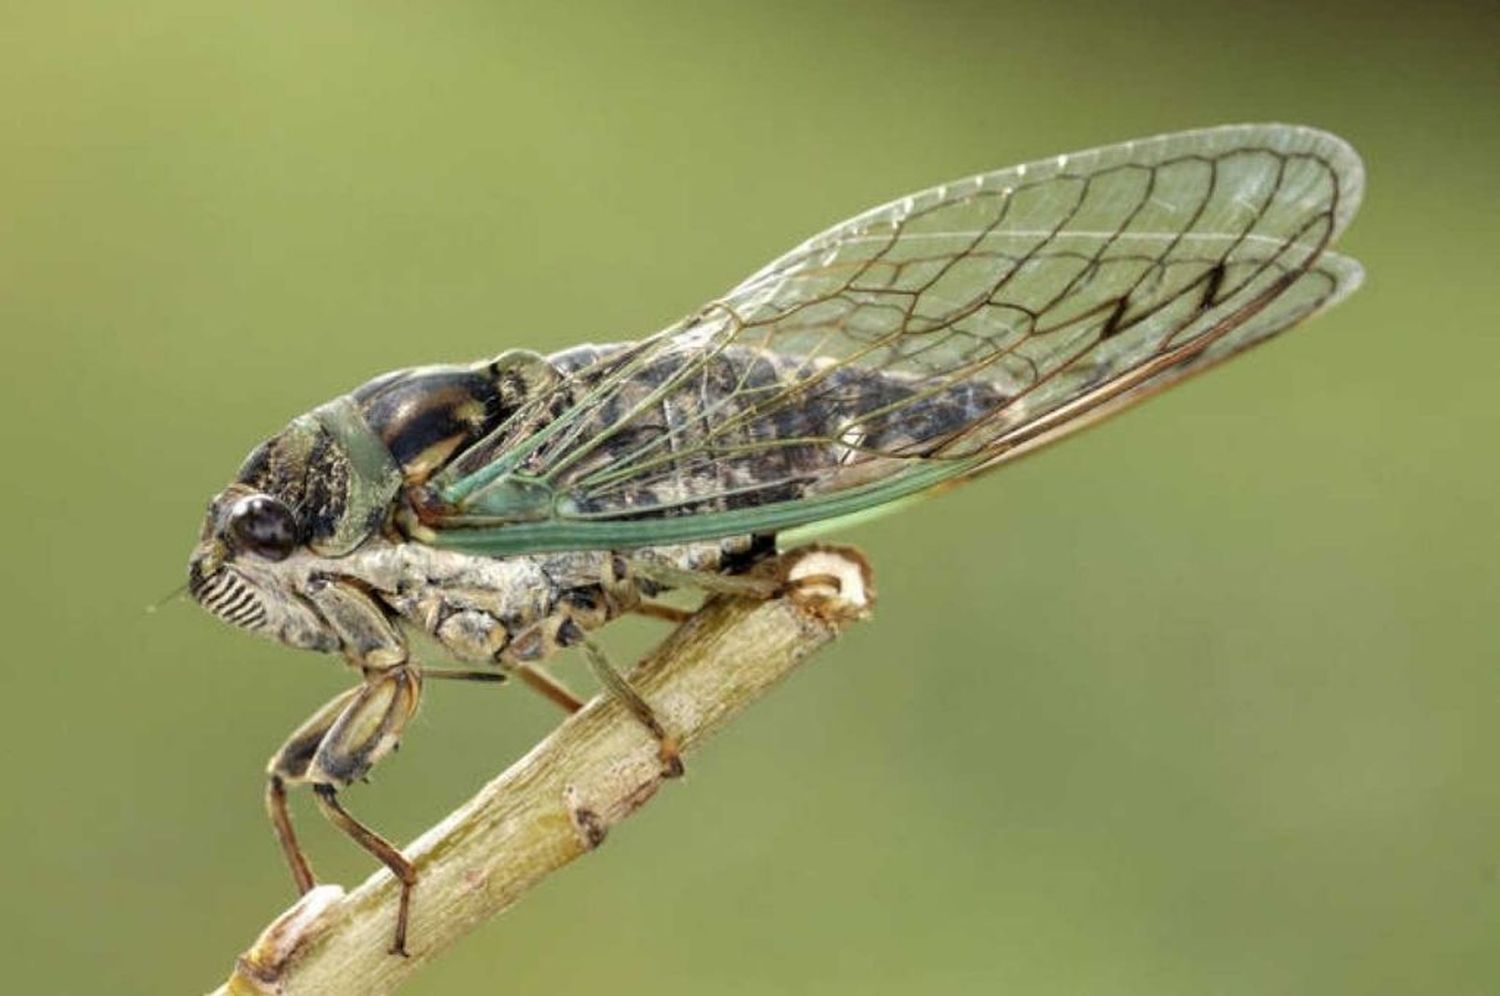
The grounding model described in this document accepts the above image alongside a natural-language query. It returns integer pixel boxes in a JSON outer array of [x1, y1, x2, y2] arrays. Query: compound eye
[[227, 494, 299, 561]]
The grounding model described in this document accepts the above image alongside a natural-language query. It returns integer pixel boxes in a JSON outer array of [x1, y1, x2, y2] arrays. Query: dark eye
[[228, 494, 299, 561]]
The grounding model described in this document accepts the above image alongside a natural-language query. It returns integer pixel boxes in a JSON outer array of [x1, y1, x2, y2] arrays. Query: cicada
[[187, 124, 1363, 954]]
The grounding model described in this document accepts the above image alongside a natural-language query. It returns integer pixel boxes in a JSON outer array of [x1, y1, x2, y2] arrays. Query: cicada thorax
[[230, 350, 563, 559], [352, 349, 560, 487], [352, 367, 503, 485]]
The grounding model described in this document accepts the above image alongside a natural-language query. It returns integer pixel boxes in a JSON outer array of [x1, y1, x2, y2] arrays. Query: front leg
[[265, 666, 423, 955], [265, 684, 364, 895]]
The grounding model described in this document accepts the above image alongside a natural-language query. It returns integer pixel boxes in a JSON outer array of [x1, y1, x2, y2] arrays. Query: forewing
[[971, 249, 1363, 470], [432, 124, 1363, 555]]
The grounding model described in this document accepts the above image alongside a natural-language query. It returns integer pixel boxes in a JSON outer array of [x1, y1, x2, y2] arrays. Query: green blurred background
[[2, 1, 1496, 993]]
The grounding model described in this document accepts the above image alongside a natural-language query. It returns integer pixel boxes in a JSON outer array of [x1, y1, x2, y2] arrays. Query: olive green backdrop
[[2, 2, 1495, 993]]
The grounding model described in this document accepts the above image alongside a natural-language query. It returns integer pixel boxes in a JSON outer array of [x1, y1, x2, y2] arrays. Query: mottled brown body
[[204, 342, 977, 671], [447, 342, 1005, 522], [298, 535, 757, 671]]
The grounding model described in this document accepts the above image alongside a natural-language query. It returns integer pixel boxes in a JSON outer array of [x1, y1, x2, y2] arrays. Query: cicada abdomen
[[464, 342, 1013, 523]]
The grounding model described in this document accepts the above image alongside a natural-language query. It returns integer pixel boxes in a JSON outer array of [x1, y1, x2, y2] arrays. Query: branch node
[[564, 784, 608, 850]]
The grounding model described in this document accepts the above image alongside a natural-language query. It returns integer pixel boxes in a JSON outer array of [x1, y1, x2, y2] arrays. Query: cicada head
[[188, 488, 340, 651], [186, 359, 521, 659], [186, 414, 378, 654]]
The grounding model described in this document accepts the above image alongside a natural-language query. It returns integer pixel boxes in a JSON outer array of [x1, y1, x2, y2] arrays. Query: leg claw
[[659, 737, 685, 779]]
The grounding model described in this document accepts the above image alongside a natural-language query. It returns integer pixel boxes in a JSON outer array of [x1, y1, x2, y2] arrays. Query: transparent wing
[[428, 124, 1364, 555], [968, 249, 1363, 471]]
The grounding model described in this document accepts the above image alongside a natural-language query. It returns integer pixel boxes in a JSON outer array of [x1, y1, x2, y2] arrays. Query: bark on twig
[[210, 545, 874, 996]]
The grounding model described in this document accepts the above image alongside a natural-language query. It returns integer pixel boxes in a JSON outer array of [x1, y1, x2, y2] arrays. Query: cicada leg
[[266, 666, 423, 956], [581, 638, 684, 778], [420, 667, 507, 684], [266, 773, 316, 895], [311, 786, 417, 955], [625, 557, 783, 600], [627, 601, 694, 625], [265, 684, 364, 897], [496, 616, 674, 771], [624, 552, 848, 603], [514, 662, 588, 714]]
